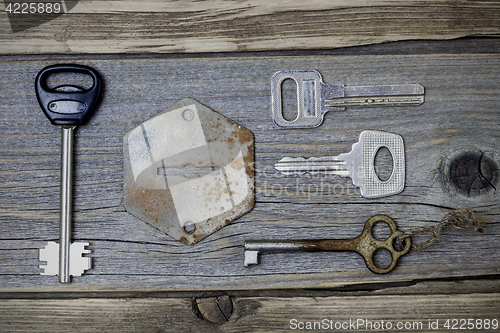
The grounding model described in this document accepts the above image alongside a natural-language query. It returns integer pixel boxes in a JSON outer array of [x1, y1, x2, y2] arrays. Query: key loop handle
[[354, 130, 406, 199], [35, 64, 102, 126], [358, 215, 411, 274], [271, 70, 326, 128]]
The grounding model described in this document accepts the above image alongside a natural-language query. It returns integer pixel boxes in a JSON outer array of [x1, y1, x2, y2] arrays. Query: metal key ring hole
[[373, 145, 396, 183], [392, 236, 410, 252], [371, 220, 393, 241], [372, 248, 393, 270], [280, 77, 299, 122]]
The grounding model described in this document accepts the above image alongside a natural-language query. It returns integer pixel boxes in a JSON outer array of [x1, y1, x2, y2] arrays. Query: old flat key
[[244, 215, 411, 274], [275, 130, 404, 198], [35, 64, 102, 283], [272, 70, 424, 128]]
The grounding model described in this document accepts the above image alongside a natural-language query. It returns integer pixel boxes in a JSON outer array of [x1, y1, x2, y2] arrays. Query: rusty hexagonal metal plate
[[123, 98, 254, 245]]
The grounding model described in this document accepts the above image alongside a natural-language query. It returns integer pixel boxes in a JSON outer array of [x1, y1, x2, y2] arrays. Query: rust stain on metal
[[246, 215, 410, 274], [297, 215, 411, 274], [123, 98, 254, 245]]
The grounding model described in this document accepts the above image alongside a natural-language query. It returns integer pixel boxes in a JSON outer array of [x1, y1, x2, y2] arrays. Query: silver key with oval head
[[274, 130, 405, 198], [272, 70, 424, 128]]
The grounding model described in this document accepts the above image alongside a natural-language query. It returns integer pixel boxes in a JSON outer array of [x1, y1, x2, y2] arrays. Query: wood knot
[[447, 150, 498, 197], [192, 294, 233, 324]]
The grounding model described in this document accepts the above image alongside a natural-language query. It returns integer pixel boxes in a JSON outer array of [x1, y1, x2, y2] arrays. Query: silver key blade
[[39, 241, 92, 277], [274, 156, 350, 176], [326, 84, 424, 108], [274, 130, 405, 198]]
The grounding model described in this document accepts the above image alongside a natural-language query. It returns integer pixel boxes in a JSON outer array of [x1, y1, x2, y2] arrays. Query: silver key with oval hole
[[274, 130, 405, 198], [271, 70, 424, 128]]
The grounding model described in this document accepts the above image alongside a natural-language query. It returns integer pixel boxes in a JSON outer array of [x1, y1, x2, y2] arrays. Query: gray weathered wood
[[0, 0, 499, 54], [0, 293, 498, 332], [2, 277, 498, 298], [0, 53, 499, 291]]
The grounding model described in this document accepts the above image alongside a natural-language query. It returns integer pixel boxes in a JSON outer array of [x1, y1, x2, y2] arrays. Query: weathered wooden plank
[[0, 0, 499, 54], [1, 278, 499, 298], [0, 293, 498, 332], [0, 53, 499, 291], [0, 276, 500, 299]]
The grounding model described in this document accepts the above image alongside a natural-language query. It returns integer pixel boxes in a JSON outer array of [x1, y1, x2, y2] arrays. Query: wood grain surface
[[2, 279, 499, 331], [1, 293, 498, 332], [1, 0, 500, 54], [0, 52, 499, 292]]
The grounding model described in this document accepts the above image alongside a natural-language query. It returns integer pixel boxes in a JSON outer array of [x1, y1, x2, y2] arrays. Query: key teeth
[[70, 242, 92, 277], [39, 241, 60, 276], [244, 250, 260, 267], [38, 241, 92, 277]]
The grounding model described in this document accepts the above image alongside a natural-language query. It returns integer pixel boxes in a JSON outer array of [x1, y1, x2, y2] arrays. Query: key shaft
[[59, 126, 75, 283], [245, 238, 358, 253]]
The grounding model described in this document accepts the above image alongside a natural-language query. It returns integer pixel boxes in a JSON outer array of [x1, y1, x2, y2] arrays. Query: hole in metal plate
[[183, 221, 196, 234]]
